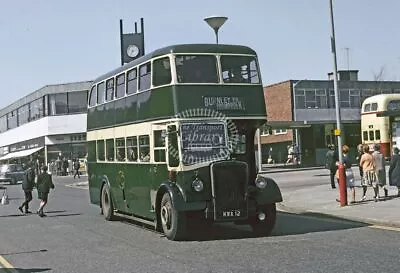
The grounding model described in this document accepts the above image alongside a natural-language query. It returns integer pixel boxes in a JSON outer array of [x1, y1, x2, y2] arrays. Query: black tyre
[[250, 203, 276, 236], [160, 193, 186, 240], [101, 183, 115, 221]]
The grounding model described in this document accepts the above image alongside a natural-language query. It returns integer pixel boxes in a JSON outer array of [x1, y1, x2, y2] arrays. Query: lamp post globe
[[204, 16, 228, 44]]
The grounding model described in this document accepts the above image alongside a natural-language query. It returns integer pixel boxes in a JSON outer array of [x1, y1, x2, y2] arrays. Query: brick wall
[[262, 80, 293, 144]]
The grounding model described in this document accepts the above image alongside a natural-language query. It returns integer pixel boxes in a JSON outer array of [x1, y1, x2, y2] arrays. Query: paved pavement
[[262, 164, 400, 229]]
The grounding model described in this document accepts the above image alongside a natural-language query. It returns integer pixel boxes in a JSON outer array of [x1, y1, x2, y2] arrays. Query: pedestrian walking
[[388, 147, 400, 197], [62, 158, 68, 176], [325, 144, 339, 189], [372, 144, 388, 199], [286, 145, 295, 164], [36, 166, 55, 217], [18, 162, 36, 214], [355, 144, 364, 178], [359, 145, 376, 201], [73, 159, 80, 179]]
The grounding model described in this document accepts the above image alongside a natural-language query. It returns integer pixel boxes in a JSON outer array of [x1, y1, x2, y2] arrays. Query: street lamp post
[[329, 0, 346, 206], [204, 16, 228, 44]]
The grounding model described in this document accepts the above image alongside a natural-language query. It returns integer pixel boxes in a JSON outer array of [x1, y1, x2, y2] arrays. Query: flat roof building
[[0, 81, 92, 168], [262, 70, 400, 166]]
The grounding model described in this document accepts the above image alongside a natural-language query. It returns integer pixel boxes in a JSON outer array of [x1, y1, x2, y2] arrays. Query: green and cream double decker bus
[[87, 44, 282, 240]]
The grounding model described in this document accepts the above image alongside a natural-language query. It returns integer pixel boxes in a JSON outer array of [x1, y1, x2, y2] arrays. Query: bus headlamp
[[192, 178, 204, 192], [255, 176, 268, 189]]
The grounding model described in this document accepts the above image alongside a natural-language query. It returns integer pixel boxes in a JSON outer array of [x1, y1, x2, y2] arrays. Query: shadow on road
[[273, 211, 367, 236], [0, 214, 26, 218], [313, 174, 330, 177], [118, 210, 368, 242], [0, 269, 51, 273], [46, 213, 82, 218]]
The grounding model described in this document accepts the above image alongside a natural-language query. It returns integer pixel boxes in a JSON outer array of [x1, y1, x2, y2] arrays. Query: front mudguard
[[155, 182, 206, 213], [250, 177, 283, 205]]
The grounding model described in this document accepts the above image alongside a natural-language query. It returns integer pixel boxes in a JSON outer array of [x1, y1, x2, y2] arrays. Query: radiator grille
[[211, 161, 248, 220]]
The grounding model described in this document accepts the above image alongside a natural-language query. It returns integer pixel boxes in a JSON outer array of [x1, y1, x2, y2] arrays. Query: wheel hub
[[161, 205, 172, 229]]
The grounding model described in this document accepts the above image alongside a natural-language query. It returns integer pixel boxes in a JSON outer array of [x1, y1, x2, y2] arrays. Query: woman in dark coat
[[36, 166, 55, 217], [388, 147, 400, 197]]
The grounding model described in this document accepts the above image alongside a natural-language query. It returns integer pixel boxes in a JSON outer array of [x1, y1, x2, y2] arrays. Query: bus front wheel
[[160, 192, 186, 241], [101, 184, 115, 221], [250, 203, 276, 236]]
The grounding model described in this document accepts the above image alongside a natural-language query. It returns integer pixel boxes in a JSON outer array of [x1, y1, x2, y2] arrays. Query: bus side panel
[[124, 95, 138, 125], [104, 101, 116, 128], [174, 85, 266, 117], [137, 87, 175, 121], [88, 141, 100, 205], [123, 164, 161, 220], [98, 163, 126, 210]]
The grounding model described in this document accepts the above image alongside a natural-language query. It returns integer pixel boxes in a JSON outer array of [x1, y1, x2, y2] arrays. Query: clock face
[[127, 45, 139, 58]]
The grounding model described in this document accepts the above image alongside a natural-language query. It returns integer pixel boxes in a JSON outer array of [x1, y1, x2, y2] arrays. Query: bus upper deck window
[[127, 68, 137, 95], [139, 63, 151, 91], [221, 55, 260, 84], [106, 78, 114, 101], [97, 82, 105, 104], [115, 73, 125, 99], [175, 55, 218, 83], [153, 57, 171, 87], [88, 86, 96, 107], [363, 103, 371, 112], [371, 103, 378, 111]]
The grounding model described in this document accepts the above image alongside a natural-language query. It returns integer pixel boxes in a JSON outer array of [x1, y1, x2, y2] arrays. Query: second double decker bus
[[361, 93, 400, 158], [87, 44, 283, 240]]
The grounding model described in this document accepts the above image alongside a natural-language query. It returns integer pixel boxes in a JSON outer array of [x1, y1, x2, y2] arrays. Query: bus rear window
[[175, 55, 218, 83], [220, 55, 260, 84], [369, 130, 374, 141], [375, 130, 381, 140], [363, 131, 368, 141]]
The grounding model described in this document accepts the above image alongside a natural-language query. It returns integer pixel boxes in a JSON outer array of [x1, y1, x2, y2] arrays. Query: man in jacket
[[18, 162, 36, 214], [36, 166, 55, 217], [389, 147, 400, 197], [73, 159, 80, 179], [325, 144, 339, 189]]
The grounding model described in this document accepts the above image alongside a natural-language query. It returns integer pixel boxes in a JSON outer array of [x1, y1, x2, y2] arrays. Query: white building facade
[[0, 81, 92, 166]]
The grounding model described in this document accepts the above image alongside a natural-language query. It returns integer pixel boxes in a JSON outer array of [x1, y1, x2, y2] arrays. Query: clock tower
[[119, 18, 145, 65]]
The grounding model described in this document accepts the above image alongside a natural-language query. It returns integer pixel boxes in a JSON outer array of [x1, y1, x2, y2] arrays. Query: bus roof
[[94, 44, 257, 84], [362, 93, 400, 106]]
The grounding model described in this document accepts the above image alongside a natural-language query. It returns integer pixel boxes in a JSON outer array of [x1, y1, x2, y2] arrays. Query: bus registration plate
[[222, 209, 241, 217]]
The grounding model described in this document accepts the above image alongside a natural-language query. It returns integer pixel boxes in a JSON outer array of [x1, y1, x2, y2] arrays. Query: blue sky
[[1, 0, 399, 109]]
